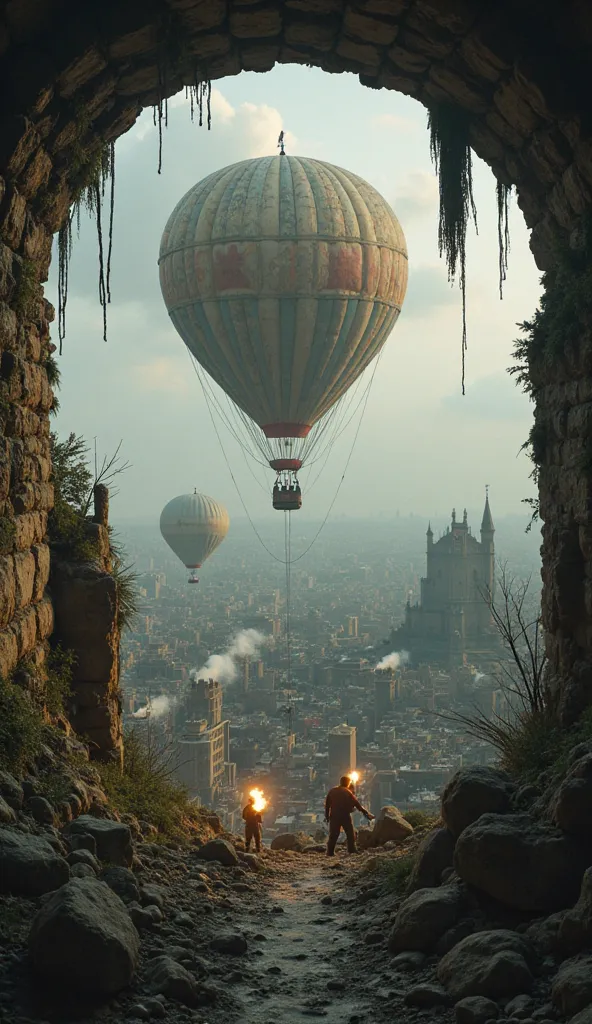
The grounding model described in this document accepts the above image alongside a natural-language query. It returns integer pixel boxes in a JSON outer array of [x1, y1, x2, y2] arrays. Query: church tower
[[480, 486, 495, 603]]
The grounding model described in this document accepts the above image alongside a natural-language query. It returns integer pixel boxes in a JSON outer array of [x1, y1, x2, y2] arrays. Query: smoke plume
[[132, 695, 172, 719], [375, 650, 410, 671], [192, 629, 265, 686]]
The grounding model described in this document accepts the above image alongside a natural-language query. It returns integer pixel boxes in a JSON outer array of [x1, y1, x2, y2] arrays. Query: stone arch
[[0, 1, 592, 740]]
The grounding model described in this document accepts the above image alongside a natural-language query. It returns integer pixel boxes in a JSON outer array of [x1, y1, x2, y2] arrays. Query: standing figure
[[325, 776, 374, 856], [242, 795, 263, 853]]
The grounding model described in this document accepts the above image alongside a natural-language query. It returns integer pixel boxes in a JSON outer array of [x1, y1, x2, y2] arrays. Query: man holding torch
[[243, 788, 266, 853], [324, 774, 374, 856]]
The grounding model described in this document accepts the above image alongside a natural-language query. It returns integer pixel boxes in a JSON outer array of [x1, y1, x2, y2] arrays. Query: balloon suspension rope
[[284, 511, 293, 690], [192, 350, 381, 565]]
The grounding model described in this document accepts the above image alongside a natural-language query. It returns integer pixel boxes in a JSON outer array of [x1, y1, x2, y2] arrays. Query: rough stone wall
[[534, 330, 592, 725], [50, 486, 122, 763], [0, 200, 54, 685]]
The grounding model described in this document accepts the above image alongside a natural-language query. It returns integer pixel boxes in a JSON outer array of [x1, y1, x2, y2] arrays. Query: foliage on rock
[[99, 728, 211, 844], [0, 674, 43, 774]]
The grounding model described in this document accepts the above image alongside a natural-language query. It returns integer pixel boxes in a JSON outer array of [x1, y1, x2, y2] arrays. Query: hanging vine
[[56, 62, 212, 351], [57, 141, 115, 353], [497, 180, 512, 299], [428, 105, 478, 395]]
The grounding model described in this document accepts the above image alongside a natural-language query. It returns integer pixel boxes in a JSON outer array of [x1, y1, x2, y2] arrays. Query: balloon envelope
[[159, 155, 407, 454], [160, 493, 229, 569]]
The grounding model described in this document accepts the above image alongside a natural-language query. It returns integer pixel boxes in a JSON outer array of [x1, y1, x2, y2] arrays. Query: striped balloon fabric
[[159, 155, 408, 447]]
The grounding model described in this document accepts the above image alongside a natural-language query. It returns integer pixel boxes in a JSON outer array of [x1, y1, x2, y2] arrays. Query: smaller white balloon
[[160, 491, 229, 582]]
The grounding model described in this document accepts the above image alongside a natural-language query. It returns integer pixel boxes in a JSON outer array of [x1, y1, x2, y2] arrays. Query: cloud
[[133, 357, 191, 395], [371, 113, 418, 136], [441, 371, 532, 421], [394, 170, 439, 221], [400, 264, 458, 319]]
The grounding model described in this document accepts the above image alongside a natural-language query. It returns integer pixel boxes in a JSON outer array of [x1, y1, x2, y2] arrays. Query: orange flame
[[349, 771, 360, 784], [250, 788, 267, 812]]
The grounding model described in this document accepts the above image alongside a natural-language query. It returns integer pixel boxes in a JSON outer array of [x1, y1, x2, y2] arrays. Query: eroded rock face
[[29, 878, 140, 997], [454, 812, 590, 912], [0, 829, 69, 896], [388, 884, 466, 954], [69, 816, 133, 867], [437, 930, 535, 1001], [441, 767, 515, 839], [407, 827, 455, 891]]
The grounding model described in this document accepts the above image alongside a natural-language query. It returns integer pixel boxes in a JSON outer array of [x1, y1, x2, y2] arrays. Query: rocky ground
[[4, 751, 592, 1024]]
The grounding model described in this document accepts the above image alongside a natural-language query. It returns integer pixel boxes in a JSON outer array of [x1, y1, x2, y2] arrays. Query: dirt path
[[234, 860, 370, 1024]]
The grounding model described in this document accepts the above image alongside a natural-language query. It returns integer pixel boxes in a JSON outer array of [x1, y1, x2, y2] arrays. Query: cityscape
[[117, 498, 541, 839]]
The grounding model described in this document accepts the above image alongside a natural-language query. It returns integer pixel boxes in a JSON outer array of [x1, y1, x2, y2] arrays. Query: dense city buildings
[[117, 510, 540, 838]]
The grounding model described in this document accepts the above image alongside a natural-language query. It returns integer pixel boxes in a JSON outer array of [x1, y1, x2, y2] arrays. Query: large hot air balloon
[[159, 151, 408, 511], [160, 491, 229, 583]]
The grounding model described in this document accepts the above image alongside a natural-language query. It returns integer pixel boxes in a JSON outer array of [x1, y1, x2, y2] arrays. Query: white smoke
[[132, 695, 172, 719], [473, 671, 486, 683], [375, 650, 410, 672], [191, 629, 265, 686]]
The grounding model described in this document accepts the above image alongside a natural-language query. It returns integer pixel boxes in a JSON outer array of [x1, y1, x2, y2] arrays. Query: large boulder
[[388, 884, 466, 954], [454, 996, 500, 1024], [197, 839, 239, 867], [270, 832, 311, 852], [454, 813, 589, 912], [551, 957, 592, 1017], [369, 806, 414, 847], [437, 930, 535, 1001], [29, 878, 140, 997], [441, 767, 515, 839], [408, 827, 455, 892], [560, 867, 592, 951], [148, 956, 198, 1006], [69, 816, 133, 867], [210, 933, 248, 955], [0, 829, 70, 896], [101, 866, 140, 904], [550, 754, 592, 835]]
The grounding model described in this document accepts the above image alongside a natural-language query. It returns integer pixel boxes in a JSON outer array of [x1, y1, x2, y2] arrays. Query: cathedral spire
[[481, 486, 494, 534]]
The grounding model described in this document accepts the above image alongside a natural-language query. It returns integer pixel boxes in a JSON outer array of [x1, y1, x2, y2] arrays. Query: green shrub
[[0, 675, 43, 774], [362, 851, 415, 894], [45, 644, 75, 716], [0, 517, 16, 556], [110, 544, 139, 631], [403, 809, 439, 830], [99, 728, 198, 842]]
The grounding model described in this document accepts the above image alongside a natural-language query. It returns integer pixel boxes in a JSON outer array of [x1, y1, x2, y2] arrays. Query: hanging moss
[[57, 63, 212, 348], [14, 258, 38, 317], [496, 181, 512, 299], [428, 105, 478, 395], [57, 141, 115, 353]]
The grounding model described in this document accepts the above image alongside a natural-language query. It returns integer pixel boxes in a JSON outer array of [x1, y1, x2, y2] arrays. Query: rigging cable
[[190, 346, 382, 565], [284, 510, 293, 690]]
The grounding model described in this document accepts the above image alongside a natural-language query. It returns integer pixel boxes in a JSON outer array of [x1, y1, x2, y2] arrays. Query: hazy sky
[[48, 65, 542, 525]]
